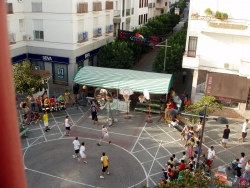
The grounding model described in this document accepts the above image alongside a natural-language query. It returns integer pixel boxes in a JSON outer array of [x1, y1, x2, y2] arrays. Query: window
[[161, 9, 164, 14], [139, 0, 141, 8], [138, 15, 140, 25], [33, 19, 44, 40], [187, 36, 198, 57], [165, 2, 167, 6], [78, 19, 84, 32], [19, 19, 24, 31], [6, 3, 13, 14], [146, 14, 148, 22], [32, 2, 42, 12], [144, 14, 146, 23]]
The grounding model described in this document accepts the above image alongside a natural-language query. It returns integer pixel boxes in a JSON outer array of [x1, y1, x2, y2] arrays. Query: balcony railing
[[77, 3, 88, 13], [6, 3, 13, 14], [148, 3, 153, 8], [106, 1, 113, 10], [114, 10, 121, 17], [93, 2, 102, 11], [114, 9, 133, 17]]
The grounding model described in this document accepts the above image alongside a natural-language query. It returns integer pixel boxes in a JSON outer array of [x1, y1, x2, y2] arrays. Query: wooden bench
[[19, 123, 29, 137]]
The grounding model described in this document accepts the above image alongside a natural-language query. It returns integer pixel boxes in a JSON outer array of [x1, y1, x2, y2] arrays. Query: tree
[[13, 61, 46, 96], [184, 95, 223, 124], [98, 40, 134, 69], [152, 22, 187, 73], [137, 170, 228, 188]]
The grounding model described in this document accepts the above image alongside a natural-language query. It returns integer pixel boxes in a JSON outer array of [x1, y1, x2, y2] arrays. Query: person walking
[[182, 70, 187, 83], [78, 142, 87, 163], [90, 100, 99, 125], [236, 152, 246, 178], [100, 152, 110, 179], [97, 125, 111, 146], [65, 116, 72, 136], [72, 137, 80, 158], [206, 146, 215, 175], [238, 119, 249, 142], [43, 111, 50, 132], [220, 124, 230, 148]]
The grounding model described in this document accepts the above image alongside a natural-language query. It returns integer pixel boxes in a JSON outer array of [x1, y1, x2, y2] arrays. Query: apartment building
[[7, 0, 114, 87], [182, 0, 250, 112], [155, 0, 169, 16]]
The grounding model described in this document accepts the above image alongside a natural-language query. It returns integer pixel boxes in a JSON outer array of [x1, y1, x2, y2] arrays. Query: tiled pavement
[[19, 104, 250, 188]]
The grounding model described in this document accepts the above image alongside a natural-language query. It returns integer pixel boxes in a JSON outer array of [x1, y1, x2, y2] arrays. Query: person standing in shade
[[90, 101, 99, 125], [239, 119, 249, 142], [82, 85, 88, 102], [29, 95, 36, 111], [78, 142, 87, 163], [43, 111, 50, 132], [100, 152, 110, 179], [36, 96, 42, 112], [220, 124, 230, 148], [72, 137, 80, 158], [176, 96, 182, 112], [182, 70, 187, 83], [97, 125, 111, 146], [65, 116, 72, 136]]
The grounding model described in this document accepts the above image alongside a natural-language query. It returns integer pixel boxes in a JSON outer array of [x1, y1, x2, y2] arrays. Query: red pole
[[0, 2, 27, 188]]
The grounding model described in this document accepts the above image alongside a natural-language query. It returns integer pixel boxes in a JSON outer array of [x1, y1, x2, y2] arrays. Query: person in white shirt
[[72, 137, 80, 158], [65, 116, 72, 136], [206, 146, 215, 174], [78, 142, 87, 163], [238, 119, 249, 142], [243, 159, 250, 181], [176, 96, 182, 112], [97, 125, 111, 146], [236, 152, 246, 178]]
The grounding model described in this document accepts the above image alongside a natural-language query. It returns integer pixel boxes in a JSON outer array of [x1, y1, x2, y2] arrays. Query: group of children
[[160, 151, 200, 184], [42, 95, 66, 112]]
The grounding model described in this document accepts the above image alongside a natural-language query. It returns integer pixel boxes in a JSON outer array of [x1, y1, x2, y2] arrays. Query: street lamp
[[156, 39, 171, 73]]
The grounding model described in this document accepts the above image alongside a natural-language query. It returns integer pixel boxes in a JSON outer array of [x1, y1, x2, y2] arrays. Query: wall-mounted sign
[[28, 53, 69, 64], [57, 68, 64, 78], [34, 65, 41, 70]]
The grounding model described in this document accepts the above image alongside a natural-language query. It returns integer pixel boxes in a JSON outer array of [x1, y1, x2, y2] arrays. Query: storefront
[[27, 53, 70, 86], [11, 54, 27, 64], [76, 47, 101, 69]]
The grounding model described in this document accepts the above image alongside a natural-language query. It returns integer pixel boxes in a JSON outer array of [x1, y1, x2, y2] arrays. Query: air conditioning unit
[[83, 31, 88, 40], [109, 24, 113, 31], [78, 32, 83, 41], [97, 27, 102, 35], [9, 33, 16, 43], [17, 0, 23, 2], [23, 35, 31, 41], [224, 63, 239, 71]]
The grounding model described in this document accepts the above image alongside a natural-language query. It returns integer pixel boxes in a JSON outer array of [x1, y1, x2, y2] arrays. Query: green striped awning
[[73, 66, 173, 94]]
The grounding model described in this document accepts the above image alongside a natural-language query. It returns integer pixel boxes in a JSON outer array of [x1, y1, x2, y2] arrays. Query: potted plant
[[215, 11, 221, 19], [221, 13, 228, 21], [191, 13, 199, 19], [204, 8, 213, 16]]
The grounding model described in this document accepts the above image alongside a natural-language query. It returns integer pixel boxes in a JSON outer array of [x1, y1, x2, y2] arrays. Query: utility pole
[[196, 104, 207, 168], [156, 39, 171, 73]]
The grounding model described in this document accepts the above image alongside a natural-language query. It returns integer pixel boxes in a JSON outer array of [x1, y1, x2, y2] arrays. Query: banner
[[118, 29, 160, 45]]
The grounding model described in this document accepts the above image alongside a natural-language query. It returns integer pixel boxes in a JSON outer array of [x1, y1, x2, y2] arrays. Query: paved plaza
[[19, 103, 250, 188]]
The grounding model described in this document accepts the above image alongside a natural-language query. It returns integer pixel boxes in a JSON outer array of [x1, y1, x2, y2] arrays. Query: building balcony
[[182, 53, 200, 69], [114, 8, 133, 17], [190, 15, 250, 36], [155, 1, 165, 9], [239, 60, 250, 78]]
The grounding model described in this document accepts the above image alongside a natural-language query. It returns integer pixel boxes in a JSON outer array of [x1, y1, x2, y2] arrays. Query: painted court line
[[26, 168, 96, 187], [130, 122, 147, 152]]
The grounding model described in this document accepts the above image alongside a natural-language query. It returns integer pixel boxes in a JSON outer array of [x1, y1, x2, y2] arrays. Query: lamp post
[[156, 39, 171, 73]]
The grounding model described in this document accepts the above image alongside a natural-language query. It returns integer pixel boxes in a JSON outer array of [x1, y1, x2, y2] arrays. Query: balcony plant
[[221, 13, 228, 21], [191, 13, 199, 19], [215, 11, 221, 19], [204, 8, 213, 16]]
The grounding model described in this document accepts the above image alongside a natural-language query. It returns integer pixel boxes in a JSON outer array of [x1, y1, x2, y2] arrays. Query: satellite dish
[[119, 88, 134, 95]]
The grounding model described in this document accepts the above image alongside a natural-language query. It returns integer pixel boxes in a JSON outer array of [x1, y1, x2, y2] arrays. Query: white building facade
[[7, 0, 114, 87], [182, 0, 250, 111]]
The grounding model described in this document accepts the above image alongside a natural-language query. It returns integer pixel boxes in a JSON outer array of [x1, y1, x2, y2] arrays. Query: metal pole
[[196, 104, 207, 168], [163, 39, 167, 73]]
